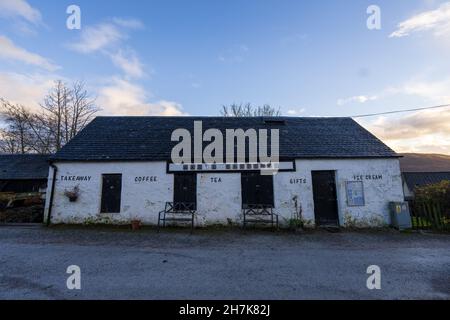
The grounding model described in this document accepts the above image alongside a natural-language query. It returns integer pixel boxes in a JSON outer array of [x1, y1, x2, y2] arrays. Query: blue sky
[[0, 0, 449, 154]]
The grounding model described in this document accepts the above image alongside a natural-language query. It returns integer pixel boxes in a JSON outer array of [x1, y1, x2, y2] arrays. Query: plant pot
[[131, 220, 141, 230]]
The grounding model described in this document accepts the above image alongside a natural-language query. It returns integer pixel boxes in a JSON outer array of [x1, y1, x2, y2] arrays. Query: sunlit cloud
[[97, 77, 186, 116], [337, 95, 378, 106], [67, 18, 145, 78], [0, 35, 60, 71], [390, 2, 450, 38], [0, 0, 42, 24], [108, 49, 144, 78], [0, 71, 57, 110], [387, 78, 450, 103], [68, 23, 125, 54], [286, 108, 306, 115], [358, 107, 450, 154], [345, 74, 450, 154]]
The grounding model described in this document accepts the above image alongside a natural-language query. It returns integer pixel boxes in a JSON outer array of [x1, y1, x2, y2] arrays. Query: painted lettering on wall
[[61, 175, 91, 182], [290, 178, 307, 184], [135, 176, 158, 183], [353, 174, 383, 181]]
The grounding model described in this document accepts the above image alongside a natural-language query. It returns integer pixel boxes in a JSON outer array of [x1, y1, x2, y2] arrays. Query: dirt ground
[[0, 225, 449, 300]]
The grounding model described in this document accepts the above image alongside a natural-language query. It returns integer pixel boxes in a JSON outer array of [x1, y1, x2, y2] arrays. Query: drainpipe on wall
[[46, 163, 58, 226]]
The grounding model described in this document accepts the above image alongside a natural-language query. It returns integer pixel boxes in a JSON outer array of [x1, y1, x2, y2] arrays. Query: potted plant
[[130, 217, 141, 230], [64, 186, 80, 202]]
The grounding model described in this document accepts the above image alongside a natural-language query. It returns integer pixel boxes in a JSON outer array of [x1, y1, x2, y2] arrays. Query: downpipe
[[46, 163, 58, 226]]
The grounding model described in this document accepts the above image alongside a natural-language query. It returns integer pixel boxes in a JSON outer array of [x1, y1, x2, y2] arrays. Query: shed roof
[[0, 154, 50, 180], [50, 116, 399, 161], [403, 172, 450, 191]]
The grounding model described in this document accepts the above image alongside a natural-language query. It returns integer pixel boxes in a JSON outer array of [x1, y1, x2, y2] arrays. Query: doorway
[[311, 171, 339, 226], [241, 172, 274, 208], [174, 173, 197, 210], [100, 174, 122, 213]]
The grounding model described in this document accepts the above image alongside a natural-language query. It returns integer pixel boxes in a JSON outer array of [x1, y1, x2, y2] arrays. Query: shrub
[[414, 180, 450, 215]]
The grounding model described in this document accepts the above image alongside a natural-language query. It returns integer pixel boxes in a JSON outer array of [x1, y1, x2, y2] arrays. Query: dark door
[[100, 174, 122, 213], [174, 173, 197, 210], [241, 172, 274, 208], [312, 171, 339, 226]]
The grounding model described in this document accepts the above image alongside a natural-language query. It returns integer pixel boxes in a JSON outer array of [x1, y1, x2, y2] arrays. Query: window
[[346, 181, 365, 207], [100, 174, 122, 213]]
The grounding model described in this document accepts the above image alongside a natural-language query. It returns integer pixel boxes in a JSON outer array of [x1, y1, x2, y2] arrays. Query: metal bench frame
[[242, 204, 279, 230], [157, 202, 196, 232]]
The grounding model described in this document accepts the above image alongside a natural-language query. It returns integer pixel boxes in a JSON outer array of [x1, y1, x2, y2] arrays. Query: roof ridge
[[94, 116, 353, 120]]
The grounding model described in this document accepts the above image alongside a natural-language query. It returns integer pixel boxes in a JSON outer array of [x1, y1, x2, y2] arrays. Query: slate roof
[[0, 154, 50, 180], [50, 116, 399, 161], [403, 172, 450, 191]]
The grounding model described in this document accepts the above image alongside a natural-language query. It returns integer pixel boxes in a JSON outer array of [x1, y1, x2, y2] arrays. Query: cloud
[[280, 33, 308, 46], [0, 71, 56, 110], [337, 95, 378, 106], [218, 45, 249, 64], [286, 108, 306, 115], [108, 49, 144, 78], [0, 72, 185, 117], [0, 35, 60, 71], [387, 78, 450, 103], [340, 75, 450, 108], [390, 2, 450, 38], [68, 23, 125, 54], [112, 17, 144, 29], [97, 77, 186, 116], [147, 100, 186, 116], [358, 107, 450, 154], [0, 0, 41, 24], [68, 19, 145, 78], [344, 75, 450, 154], [68, 18, 144, 54]]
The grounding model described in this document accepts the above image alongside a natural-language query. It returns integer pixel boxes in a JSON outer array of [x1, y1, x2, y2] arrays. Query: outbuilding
[[0, 154, 49, 223], [44, 116, 404, 228], [0, 154, 49, 193], [402, 172, 450, 200]]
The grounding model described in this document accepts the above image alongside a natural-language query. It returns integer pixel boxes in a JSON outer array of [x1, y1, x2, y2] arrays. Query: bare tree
[[0, 99, 34, 154], [221, 103, 281, 117], [0, 129, 22, 154], [69, 81, 98, 140], [26, 111, 55, 154], [40, 80, 71, 151], [0, 80, 100, 154]]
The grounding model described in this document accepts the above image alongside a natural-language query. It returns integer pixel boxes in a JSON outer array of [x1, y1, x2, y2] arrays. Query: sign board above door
[[167, 161, 295, 173]]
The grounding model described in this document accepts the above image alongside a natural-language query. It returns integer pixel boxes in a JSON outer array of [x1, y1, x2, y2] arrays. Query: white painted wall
[[403, 180, 414, 200], [274, 159, 404, 227], [45, 158, 404, 227], [45, 162, 172, 225]]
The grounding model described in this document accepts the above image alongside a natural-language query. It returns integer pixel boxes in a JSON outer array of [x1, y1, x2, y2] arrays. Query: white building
[[44, 116, 404, 228]]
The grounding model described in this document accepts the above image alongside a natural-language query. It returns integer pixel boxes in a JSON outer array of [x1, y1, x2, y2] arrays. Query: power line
[[351, 103, 450, 118]]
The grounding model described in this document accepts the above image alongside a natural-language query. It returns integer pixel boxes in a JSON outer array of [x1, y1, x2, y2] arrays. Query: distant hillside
[[399, 153, 450, 172]]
